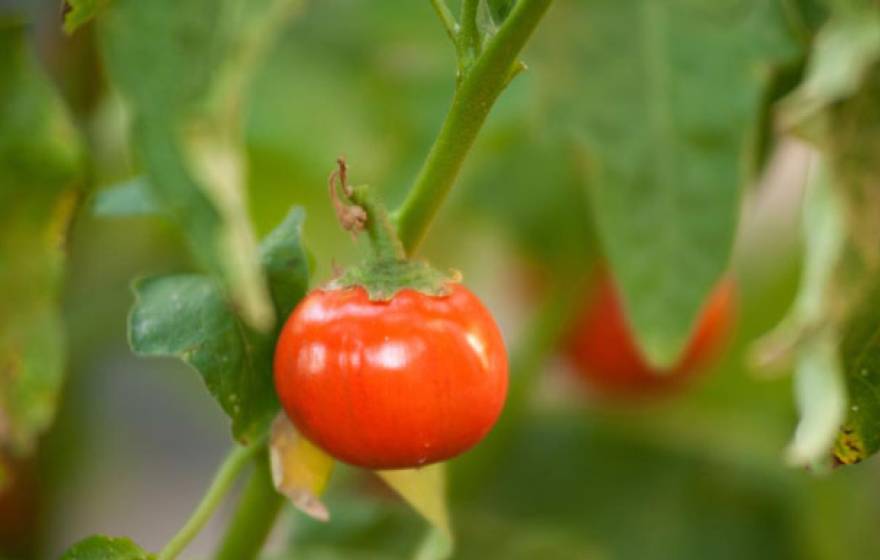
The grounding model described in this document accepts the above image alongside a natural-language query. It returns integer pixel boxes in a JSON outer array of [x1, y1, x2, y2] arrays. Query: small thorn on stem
[[329, 157, 367, 237]]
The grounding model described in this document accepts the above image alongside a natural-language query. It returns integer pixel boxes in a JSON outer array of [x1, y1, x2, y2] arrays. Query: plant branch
[[460, 0, 481, 63], [430, 0, 459, 44], [157, 443, 261, 560], [214, 450, 284, 560], [394, 0, 553, 254]]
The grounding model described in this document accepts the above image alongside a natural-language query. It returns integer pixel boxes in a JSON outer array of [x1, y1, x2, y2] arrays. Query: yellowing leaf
[[376, 463, 451, 538], [269, 414, 334, 521]]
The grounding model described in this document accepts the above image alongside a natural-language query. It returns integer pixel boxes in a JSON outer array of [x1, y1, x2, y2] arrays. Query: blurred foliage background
[[3, 0, 880, 559]]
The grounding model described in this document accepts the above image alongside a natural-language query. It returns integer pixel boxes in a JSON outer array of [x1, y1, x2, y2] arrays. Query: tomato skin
[[566, 271, 735, 396], [274, 284, 508, 469]]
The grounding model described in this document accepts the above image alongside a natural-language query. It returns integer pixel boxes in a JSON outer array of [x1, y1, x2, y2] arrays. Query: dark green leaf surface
[[555, 0, 799, 366], [61, 535, 153, 560], [0, 26, 83, 454], [128, 208, 309, 442], [259, 208, 310, 320]]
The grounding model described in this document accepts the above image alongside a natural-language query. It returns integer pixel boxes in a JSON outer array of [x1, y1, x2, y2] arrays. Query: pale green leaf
[[788, 332, 847, 467], [780, 4, 880, 132], [752, 159, 848, 466]]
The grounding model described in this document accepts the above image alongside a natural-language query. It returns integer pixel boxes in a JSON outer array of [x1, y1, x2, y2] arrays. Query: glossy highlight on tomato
[[274, 284, 508, 469], [566, 270, 735, 397]]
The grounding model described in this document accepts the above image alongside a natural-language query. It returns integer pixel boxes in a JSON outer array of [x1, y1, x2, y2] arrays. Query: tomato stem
[[214, 449, 284, 560], [348, 184, 407, 263], [329, 158, 406, 263], [156, 442, 261, 560], [393, 0, 553, 254]]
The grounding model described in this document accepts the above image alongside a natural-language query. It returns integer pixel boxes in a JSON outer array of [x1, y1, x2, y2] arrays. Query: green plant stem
[[157, 443, 260, 560], [350, 185, 406, 262], [430, 0, 459, 43], [460, 0, 481, 62], [214, 450, 284, 560], [394, 0, 553, 254]]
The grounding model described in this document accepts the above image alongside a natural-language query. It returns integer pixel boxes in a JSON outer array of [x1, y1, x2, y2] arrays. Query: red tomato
[[566, 271, 735, 397], [274, 284, 508, 469]]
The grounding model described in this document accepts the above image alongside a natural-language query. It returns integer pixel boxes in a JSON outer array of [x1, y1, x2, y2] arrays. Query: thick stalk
[[157, 443, 259, 560], [214, 450, 284, 560], [393, 0, 553, 253]]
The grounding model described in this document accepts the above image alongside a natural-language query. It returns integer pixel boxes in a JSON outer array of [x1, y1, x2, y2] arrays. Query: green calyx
[[330, 257, 459, 301], [328, 160, 458, 301]]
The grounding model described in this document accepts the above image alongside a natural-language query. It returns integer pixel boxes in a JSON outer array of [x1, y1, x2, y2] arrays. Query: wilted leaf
[[0, 25, 83, 454], [128, 207, 309, 442], [61, 535, 153, 560], [269, 413, 334, 521], [557, 0, 799, 367]]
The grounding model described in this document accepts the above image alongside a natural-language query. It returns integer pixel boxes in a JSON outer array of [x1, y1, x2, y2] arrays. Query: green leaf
[[129, 274, 277, 442], [259, 207, 310, 320], [96, 0, 301, 332], [0, 25, 83, 454], [91, 177, 163, 217], [560, 0, 799, 367], [128, 208, 310, 442], [64, 0, 110, 34], [61, 535, 153, 559]]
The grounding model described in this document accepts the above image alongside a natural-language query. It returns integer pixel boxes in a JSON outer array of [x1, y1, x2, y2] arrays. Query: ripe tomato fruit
[[274, 284, 508, 469], [566, 270, 735, 397]]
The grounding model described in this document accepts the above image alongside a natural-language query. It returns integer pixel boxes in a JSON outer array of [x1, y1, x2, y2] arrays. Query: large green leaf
[[0, 25, 84, 454], [61, 535, 153, 560], [556, 0, 799, 367], [128, 208, 309, 442], [96, 0, 301, 332]]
